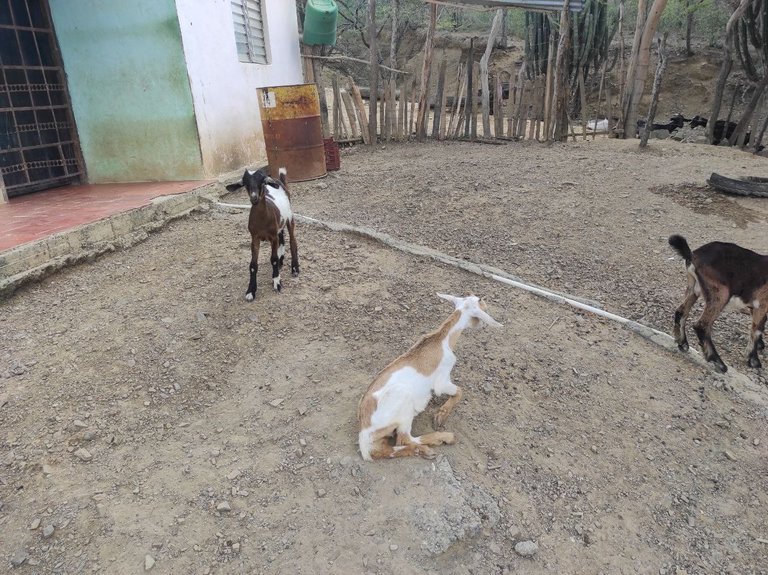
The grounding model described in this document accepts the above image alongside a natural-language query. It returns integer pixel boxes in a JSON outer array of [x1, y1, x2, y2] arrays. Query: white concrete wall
[[175, 0, 303, 176]]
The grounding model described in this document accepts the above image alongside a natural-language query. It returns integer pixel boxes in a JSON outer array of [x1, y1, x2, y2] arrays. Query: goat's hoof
[[419, 447, 436, 460], [245, 292, 255, 301], [712, 360, 728, 373], [757, 339, 766, 351], [273, 283, 281, 293], [291, 269, 299, 277], [748, 356, 762, 369], [433, 413, 447, 429], [677, 341, 689, 352]]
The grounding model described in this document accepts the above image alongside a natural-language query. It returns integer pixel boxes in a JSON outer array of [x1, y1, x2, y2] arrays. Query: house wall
[[174, 0, 303, 177], [48, 0, 203, 183]]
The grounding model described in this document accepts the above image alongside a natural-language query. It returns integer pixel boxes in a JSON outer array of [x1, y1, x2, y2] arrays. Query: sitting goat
[[669, 235, 767, 372], [358, 294, 502, 461], [226, 167, 299, 300]]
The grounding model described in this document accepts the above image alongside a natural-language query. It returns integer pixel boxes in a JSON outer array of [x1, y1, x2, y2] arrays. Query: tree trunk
[[640, 34, 668, 148], [707, 0, 753, 144], [481, 9, 504, 138], [416, 4, 437, 141], [368, 0, 378, 145], [550, 0, 572, 142], [432, 58, 447, 138], [685, 2, 694, 56], [622, 0, 669, 139], [389, 0, 399, 141], [729, 72, 768, 146], [465, 38, 474, 137]]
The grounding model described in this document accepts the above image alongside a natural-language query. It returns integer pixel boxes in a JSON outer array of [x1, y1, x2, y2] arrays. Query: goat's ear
[[226, 181, 243, 192], [477, 308, 503, 327], [437, 293, 460, 306]]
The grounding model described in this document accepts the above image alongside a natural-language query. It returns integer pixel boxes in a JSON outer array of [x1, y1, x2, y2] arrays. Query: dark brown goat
[[226, 167, 299, 300], [669, 235, 767, 372]]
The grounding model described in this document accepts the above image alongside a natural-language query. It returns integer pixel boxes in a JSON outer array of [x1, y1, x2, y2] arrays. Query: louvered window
[[231, 0, 269, 64]]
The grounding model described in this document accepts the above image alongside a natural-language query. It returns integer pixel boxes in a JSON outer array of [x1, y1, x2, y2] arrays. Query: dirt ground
[[2, 137, 768, 575]]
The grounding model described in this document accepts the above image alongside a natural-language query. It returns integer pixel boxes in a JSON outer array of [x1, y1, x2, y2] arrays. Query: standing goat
[[358, 294, 502, 461], [226, 167, 299, 300], [669, 235, 767, 372]]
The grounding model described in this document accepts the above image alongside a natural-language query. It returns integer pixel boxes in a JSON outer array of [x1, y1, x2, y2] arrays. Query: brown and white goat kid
[[226, 167, 299, 300], [358, 294, 502, 461], [669, 234, 768, 373]]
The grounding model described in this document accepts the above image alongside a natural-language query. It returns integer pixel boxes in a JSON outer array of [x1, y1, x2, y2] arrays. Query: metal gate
[[0, 0, 83, 197]]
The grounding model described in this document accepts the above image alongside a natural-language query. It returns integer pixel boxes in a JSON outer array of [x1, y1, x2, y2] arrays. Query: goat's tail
[[278, 167, 287, 187], [668, 235, 693, 265]]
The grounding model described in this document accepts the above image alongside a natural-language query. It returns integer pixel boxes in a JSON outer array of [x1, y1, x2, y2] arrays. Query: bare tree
[[621, 0, 669, 139]]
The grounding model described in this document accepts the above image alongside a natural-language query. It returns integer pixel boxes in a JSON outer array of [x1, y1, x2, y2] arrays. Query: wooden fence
[[325, 55, 614, 144]]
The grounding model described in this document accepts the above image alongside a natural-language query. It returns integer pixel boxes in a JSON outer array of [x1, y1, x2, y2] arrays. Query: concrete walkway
[[0, 180, 222, 298]]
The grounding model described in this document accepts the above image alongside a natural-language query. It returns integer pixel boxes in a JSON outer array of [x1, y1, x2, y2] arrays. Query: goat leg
[[287, 220, 299, 277], [277, 230, 285, 269], [674, 286, 698, 352], [245, 239, 260, 301], [270, 238, 281, 292], [748, 308, 767, 368]]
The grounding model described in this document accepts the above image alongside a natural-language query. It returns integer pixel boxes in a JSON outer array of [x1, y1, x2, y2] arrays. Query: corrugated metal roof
[[426, 0, 585, 12]]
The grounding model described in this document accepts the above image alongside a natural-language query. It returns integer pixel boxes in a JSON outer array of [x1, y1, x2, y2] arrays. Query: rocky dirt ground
[[2, 137, 768, 575]]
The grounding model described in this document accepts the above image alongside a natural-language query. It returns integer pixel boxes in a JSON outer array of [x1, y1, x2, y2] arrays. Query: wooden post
[[465, 38, 474, 138], [513, 65, 525, 137], [493, 75, 503, 138], [481, 9, 504, 138], [332, 75, 342, 140], [542, 32, 556, 141], [349, 77, 371, 145], [368, 0, 378, 145], [470, 62, 478, 140], [340, 90, 359, 140], [432, 58, 447, 138], [416, 3, 437, 141], [399, 78, 408, 139], [389, 0, 399, 141], [409, 78, 417, 137], [578, 68, 588, 140], [0, 177, 8, 204], [550, 0, 572, 142]]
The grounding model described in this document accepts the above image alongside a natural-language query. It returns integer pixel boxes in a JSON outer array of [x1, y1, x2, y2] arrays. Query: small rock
[[298, 406, 307, 416], [216, 501, 231, 512], [42, 524, 54, 539], [316, 489, 327, 498], [42, 464, 53, 475], [590, 445, 598, 454], [754, 438, 760, 446], [514, 540, 538, 557], [73, 420, 88, 429], [724, 450, 737, 461], [299, 438, 307, 447], [96, 503, 107, 517], [10, 549, 28, 568], [30, 517, 41, 530], [74, 448, 93, 462], [144, 554, 155, 571], [232, 543, 241, 553], [507, 525, 521, 539], [226, 470, 240, 481], [389, 544, 398, 551], [269, 398, 284, 407]]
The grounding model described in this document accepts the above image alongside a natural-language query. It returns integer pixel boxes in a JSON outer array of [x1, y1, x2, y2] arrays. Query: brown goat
[[226, 167, 299, 300], [669, 235, 767, 373]]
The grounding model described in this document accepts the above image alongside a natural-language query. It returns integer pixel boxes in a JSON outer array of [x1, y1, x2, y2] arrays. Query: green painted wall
[[49, 0, 202, 182]]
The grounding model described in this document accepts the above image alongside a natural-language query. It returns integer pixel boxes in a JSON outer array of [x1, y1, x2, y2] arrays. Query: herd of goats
[[223, 159, 767, 461]]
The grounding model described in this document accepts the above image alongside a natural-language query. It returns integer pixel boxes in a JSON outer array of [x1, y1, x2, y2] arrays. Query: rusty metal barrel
[[257, 84, 326, 182]]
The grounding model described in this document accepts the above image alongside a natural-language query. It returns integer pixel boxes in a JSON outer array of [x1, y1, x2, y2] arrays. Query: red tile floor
[[0, 181, 211, 252]]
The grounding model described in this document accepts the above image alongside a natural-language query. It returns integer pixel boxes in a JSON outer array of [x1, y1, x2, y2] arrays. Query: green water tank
[[303, 0, 338, 46]]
